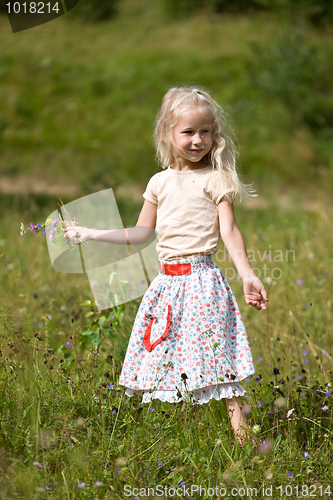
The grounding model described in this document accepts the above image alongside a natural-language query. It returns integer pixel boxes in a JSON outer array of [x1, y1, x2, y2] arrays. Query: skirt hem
[[124, 382, 246, 405]]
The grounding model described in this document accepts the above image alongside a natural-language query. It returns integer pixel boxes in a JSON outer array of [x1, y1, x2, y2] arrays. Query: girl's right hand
[[63, 226, 92, 245]]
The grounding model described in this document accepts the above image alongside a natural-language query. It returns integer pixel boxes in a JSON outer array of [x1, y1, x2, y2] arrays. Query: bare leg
[[223, 396, 248, 437]]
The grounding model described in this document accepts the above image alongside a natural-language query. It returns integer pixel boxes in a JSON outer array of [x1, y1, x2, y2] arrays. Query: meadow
[[1, 0, 333, 498]]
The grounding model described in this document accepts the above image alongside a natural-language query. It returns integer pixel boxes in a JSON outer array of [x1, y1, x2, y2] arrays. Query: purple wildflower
[[255, 377, 261, 382], [288, 472, 293, 478], [296, 279, 304, 286], [257, 401, 263, 407], [150, 407, 154, 412], [94, 481, 103, 487], [42, 229, 46, 233], [304, 452, 309, 459], [30, 223, 35, 232], [321, 405, 329, 410], [66, 341, 71, 348], [60, 305, 66, 312], [297, 376, 301, 381], [77, 482, 85, 488], [157, 460, 162, 466], [36, 223, 42, 229], [116, 469, 120, 474], [257, 356, 262, 362], [302, 350, 308, 356], [108, 384, 114, 390], [326, 391, 332, 397], [33, 461, 43, 470], [305, 359, 309, 364], [180, 482, 186, 487], [112, 409, 117, 414]]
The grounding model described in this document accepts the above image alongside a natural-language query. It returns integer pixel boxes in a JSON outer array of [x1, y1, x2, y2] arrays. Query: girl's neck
[[171, 157, 210, 172]]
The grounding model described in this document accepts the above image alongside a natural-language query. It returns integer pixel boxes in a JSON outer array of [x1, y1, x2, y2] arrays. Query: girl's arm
[[218, 200, 268, 310], [63, 200, 157, 245]]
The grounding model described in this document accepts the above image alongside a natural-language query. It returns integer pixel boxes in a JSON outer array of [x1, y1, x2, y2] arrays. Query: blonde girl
[[64, 86, 268, 439]]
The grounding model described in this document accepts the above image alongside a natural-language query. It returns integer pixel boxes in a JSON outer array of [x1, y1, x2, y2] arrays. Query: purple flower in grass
[[33, 461, 43, 470], [66, 341, 71, 348], [321, 405, 329, 410], [326, 391, 332, 397], [257, 401, 263, 407], [288, 472, 293, 478], [30, 223, 35, 232], [94, 481, 103, 487], [302, 350, 308, 356], [108, 384, 114, 390], [157, 460, 162, 466], [257, 356, 262, 362], [150, 407, 154, 412], [296, 279, 304, 286], [304, 452, 310, 459], [116, 469, 120, 474], [77, 482, 85, 488]]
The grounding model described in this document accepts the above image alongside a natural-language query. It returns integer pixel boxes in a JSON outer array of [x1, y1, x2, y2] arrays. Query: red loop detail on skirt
[[162, 262, 191, 275], [143, 304, 171, 352]]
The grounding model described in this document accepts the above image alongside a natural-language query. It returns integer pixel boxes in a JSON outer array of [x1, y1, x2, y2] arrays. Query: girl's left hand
[[243, 276, 268, 311]]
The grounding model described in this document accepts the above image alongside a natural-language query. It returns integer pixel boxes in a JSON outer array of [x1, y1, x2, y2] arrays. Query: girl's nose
[[192, 132, 202, 144]]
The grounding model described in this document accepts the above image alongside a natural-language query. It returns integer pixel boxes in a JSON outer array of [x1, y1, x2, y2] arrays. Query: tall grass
[[1, 197, 332, 498]]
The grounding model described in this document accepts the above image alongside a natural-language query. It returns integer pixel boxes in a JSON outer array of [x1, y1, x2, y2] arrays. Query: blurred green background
[[0, 0, 332, 217]]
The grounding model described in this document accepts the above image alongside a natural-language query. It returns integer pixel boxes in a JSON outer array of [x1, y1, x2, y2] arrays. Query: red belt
[[160, 262, 191, 275]]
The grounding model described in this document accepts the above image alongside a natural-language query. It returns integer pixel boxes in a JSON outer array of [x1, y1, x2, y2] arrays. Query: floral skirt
[[119, 255, 255, 404]]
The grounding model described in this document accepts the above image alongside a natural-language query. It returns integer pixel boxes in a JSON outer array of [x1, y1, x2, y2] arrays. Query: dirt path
[[0, 174, 331, 213]]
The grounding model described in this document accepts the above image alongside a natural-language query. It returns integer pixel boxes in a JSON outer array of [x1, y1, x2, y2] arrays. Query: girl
[[64, 86, 268, 439]]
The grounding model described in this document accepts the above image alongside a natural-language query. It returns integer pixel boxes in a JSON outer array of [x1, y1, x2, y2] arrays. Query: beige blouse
[[143, 166, 234, 261]]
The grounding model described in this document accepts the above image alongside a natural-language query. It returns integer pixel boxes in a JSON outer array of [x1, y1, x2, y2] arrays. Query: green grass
[[1, 198, 333, 498], [0, 0, 332, 198], [1, 0, 333, 497]]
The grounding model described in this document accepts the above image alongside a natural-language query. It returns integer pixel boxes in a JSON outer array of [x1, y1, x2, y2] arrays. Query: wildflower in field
[[305, 359, 309, 364], [259, 440, 272, 455], [20, 223, 26, 235], [77, 482, 85, 488], [255, 377, 261, 382], [97, 414, 101, 418], [116, 469, 120, 474], [302, 350, 308, 356], [108, 384, 114, 390], [296, 279, 304, 286], [37, 323, 41, 328], [322, 350, 328, 356], [66, 341, 71, 348], [257, 401, 263, 407], [157, 460, 162, 466], [304, 452, 310, 459], [30, 223, 35, 232], [150, 407, 154, 412], [112, 409, 117, 414], [288, 472, 293, 478], [94, 481, 103, 487], [60, 305, 66, 312], [33, 461, 43, 470], [257, 356, 262, 362], [287, 408, 295, 419], [321, 406, 329, 410], [297, 376, 301, 381], [326, 391, 332, 396], [246, 378, 251, 383], [180, 482, 186, 487]]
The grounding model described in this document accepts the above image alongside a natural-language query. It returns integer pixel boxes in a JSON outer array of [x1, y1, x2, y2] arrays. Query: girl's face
[[171, 107, 213, 169]]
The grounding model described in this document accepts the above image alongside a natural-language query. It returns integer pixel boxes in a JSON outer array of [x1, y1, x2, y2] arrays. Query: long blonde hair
[[154, 86, 256, 201]]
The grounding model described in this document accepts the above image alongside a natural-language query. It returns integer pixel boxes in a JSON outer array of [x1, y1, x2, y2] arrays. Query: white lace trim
[[125, 382, 246, 405]]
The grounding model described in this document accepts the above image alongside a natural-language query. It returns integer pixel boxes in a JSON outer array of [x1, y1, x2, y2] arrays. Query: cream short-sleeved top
[[143, 165, 234, 261]]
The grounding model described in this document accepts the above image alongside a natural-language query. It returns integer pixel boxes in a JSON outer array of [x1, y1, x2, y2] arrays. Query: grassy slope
[[0, 0, 332, 204]]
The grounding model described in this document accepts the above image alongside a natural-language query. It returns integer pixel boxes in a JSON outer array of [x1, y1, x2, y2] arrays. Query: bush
[[70, 0, 118, 22]]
